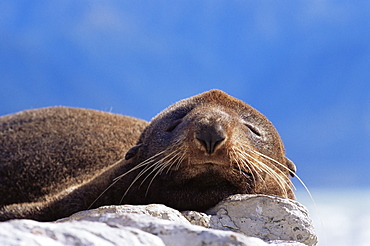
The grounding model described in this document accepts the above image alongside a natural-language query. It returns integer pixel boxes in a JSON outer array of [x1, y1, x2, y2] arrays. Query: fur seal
[[0, 90, 296, 221]]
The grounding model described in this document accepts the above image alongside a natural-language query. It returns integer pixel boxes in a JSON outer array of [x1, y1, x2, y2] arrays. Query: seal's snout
[[196, 123, 226, 154]]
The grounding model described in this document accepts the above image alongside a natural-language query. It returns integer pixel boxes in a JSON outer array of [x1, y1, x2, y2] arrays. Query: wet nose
[[196, 124, 226, 154]]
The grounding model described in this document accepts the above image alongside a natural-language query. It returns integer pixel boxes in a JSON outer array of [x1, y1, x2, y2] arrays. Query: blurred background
[[0, 1, 369, 245]]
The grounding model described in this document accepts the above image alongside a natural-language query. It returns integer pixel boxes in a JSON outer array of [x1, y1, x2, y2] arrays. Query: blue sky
[[0, 1, 369, 189]]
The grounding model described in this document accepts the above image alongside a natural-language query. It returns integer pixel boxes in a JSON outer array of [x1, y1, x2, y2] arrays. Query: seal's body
[[0, 107, 148, 220], [0, 90, 296, 221]]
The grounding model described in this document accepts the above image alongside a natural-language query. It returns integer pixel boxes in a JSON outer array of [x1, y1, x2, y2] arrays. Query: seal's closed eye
[[165, 119, 183, 132], [243, 122, 262, 137]]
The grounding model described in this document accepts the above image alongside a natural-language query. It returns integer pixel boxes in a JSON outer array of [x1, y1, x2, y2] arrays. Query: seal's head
[[124, 89, 296, 211]]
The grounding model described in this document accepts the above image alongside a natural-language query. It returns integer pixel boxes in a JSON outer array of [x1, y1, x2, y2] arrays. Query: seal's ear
[[285, 157, 296, 177], [125, 144, 142, 160]]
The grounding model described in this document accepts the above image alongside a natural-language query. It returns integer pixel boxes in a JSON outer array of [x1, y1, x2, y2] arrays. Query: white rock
[[206, 194, 318, 246], [64, 210, 270, 246], [0, 196, 317, 246], [181, 210, 211, 227], [0, 219, 165, 246], [59, 204, 190, 225]]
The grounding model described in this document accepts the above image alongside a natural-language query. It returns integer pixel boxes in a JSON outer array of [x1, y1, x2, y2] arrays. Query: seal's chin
[[149, 164, 253, 211], [142, 160, 254, 211]]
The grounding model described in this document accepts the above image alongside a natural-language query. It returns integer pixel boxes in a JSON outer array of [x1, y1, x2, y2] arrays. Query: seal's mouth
[[201, 162, 224, 166], [185, 162, 252, 178], [187, 159, 229, 166], [187, 162, 228, 170]]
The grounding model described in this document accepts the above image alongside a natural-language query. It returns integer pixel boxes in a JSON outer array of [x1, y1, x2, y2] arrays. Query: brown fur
[[0, 90, 296, 221], [0, 107, 148, 221]]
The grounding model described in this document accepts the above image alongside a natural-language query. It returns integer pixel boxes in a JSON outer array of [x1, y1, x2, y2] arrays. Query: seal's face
[[125, 90, 296, 211]]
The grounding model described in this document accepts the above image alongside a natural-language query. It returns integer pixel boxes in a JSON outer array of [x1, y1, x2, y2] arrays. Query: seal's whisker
[[87, 157, 126, 209], [156, 146, 185, 172], [143, 162, 168, 196], [233, 157, 244, 175], [254, 150, 297, 192], [145, 161, 173, 196], [118, 149, 183, 202], [162, 149, 183, 174], [163, 138, 188, 172], [238, 157, 258, 182], [236, 145, 289, 197], [248, 148, 293, 177], [175, 148, 188, 170], [236, 156, 259, 184], [242, 156, 267, 189], [230, 146, 256, 182], [248, 154, 288, 195], [243, 147, 295, 188], [120, 144, 185, 202], [113, 150, 166, 182], [229, 148, 243, 175], [232, 145, 275, 193], [92, 148, 187, 208], [117, 150, 170, 203], [119, 163, 155, 203], [247, 154, 289, 197], [232, 146, 263, 183], [238, 142, 297, 190], [144, 149, 185, 196], [137, 160, 165, 187], [248, 148, 313, 199], [143, 149, 180, 179], [238, 143, 289, 180], [142, 152, 179, 187], [164, 152, 182, 174]]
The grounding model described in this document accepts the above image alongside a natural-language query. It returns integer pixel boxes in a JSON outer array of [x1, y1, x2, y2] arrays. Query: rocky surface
[[207, 194, 317, 245], [0, 195, 317, 246]]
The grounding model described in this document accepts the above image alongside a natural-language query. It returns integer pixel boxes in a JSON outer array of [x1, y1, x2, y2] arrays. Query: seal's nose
[[196, 124, 226, 154]]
